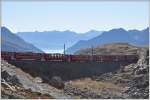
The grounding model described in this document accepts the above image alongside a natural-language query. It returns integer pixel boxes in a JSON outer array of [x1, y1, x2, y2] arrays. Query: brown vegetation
[[75, 43, 147, 55]]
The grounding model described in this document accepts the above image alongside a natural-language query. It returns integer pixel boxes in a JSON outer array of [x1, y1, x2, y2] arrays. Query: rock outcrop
[[124, 48, 149, 98], [64, 48, 149, 99], [111, 48, 149, 98], [1, 60, 71, 99]]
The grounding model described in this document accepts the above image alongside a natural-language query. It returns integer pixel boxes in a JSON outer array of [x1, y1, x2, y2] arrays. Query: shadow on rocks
[[48, 76, 65, 89]]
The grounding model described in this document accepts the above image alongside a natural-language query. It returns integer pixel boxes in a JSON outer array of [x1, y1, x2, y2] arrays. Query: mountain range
[[1, 27, 43, 53], [66, 28, 149, 54], [1, 27, 149, 54], [17, 30, 103, 51]]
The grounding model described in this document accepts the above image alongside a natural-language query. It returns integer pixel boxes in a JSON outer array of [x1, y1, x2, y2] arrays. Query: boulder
[[1, 68, 22, 86], [34, 77, 43, 83], [49, 76, 65, 89]]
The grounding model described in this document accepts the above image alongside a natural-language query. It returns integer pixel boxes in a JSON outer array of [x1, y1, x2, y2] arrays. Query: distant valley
[[17, 30, 103, 52]]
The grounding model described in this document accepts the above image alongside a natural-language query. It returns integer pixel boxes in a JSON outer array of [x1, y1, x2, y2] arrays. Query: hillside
[[17, 30, 102, 51], [75, 43, 147, 55], [1, 27, 43, 53], [1, 60, 71, 99], [67, 28, 149, 54], [65, 48, 149, 99]]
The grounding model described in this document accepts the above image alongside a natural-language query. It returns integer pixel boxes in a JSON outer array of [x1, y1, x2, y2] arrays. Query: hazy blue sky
[[2, 1, 149, 33]]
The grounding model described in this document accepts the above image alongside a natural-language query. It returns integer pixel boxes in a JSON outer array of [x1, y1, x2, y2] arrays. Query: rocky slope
[[1, 60, 72, 99], [64, 48, 149, 99], [1, 47, 148, 99]]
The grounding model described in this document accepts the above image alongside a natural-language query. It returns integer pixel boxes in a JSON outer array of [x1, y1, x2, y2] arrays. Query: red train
[[1, 51, 139, 62]]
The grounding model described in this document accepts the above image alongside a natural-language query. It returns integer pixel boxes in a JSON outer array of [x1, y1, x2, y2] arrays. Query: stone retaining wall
[[8, 60, 135, 81]]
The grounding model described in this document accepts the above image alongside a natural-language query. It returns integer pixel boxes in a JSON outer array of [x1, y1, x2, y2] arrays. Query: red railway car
[[1, 52, 13, 60], [70, 55, 90, 62], [125, 55, 138, 62], [44, 53, 64, 61], [1, 51, 139, 62], [93, 55, 112, 62], [14, 52, 42, 60], [102, 55, 115, 61]]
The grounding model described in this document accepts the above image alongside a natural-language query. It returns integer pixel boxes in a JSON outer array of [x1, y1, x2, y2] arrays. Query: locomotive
[[1, 51, 139, 62]]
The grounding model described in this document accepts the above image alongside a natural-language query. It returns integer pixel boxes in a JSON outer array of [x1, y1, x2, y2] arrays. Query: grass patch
[[67, 78, 123, 91]]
